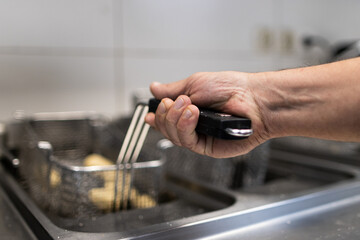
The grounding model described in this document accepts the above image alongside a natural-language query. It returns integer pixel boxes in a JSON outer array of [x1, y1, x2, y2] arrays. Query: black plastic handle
[[148, 98, 252, 140]]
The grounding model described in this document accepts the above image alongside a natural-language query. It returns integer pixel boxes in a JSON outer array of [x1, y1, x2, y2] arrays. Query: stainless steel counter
[[208, 192, 360, 240], [0, 186, 36, 240], [3, 183, 360, 239]]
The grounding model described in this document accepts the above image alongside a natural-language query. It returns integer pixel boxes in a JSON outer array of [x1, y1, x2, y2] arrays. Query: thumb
[[150, 80, 188, 100]]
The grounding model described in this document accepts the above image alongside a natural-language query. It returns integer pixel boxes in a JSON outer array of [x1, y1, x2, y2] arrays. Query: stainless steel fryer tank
[[1, 112, 360, 239], [0, 111, 270, 235]]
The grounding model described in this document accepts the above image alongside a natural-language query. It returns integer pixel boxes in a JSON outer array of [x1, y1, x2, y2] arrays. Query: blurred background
[[0, 0, 360, 120]]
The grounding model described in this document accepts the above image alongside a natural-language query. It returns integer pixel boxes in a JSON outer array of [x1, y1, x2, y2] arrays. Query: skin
[[145, 57, 360, 158]]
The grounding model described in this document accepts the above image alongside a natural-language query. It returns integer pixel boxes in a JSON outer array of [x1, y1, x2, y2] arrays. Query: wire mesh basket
[[14, 112, 165, 218]]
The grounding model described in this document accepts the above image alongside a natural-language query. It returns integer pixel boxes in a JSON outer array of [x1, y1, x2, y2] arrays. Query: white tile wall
[[122, 0, 276, 51], [0, 0, 115, 120], [0, 0, 359, 119], [120, 0, 278, 112], [281, 0, 360, 42], [0, 0, 113, 47], [0, 55, 115, 117], [279, 0, 360, 66]]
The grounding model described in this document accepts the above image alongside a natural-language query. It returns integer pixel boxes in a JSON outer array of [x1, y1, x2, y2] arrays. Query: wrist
[[253, 62, 344, 140], [249, 69, 321, 139], [248, 58, 360, 141], [247, 72, 279, 139]]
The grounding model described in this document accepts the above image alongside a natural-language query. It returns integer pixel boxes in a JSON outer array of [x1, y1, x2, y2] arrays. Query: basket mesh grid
[[18, 116, 164, 218]]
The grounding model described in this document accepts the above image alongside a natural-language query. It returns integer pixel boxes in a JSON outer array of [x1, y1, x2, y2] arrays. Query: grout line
[[0, 46, 114, 58], [0, 45, 303, 62]]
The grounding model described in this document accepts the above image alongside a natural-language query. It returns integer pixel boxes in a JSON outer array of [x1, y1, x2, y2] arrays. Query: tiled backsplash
[[0, 0, 359, 119]]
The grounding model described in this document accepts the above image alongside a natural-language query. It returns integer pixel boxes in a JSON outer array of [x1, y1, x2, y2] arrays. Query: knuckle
[[191, 72, 204, 79], [165, 115, 177, 126], [177, 132, 196, 149], [176, 124, 188, 134], [181, 140, 194, 149], [155, 117, 165, 129]]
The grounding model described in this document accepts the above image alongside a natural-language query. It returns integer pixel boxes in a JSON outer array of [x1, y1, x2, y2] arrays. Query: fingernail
[[158, 101, 166, 114], [151, 82, 161, 87], [174, 97, 184, 110], [183, 109, 192, 119]]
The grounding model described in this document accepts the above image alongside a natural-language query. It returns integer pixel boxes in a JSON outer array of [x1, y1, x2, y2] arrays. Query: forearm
[[251, 57, 360, 141]]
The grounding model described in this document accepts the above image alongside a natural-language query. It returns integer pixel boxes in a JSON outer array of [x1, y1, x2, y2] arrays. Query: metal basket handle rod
[[113, 104, 150, 211]]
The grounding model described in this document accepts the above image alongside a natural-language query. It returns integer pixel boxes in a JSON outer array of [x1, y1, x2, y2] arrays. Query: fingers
[[176, 104, 200, 149], [144, 112, 155, 128], [145, 95, 200, 148], [163, 96, 192, 145]]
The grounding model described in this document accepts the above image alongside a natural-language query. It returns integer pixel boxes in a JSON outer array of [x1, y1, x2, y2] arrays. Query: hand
[[146, 58, 360, 155], [145, 71, 270, 158]]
